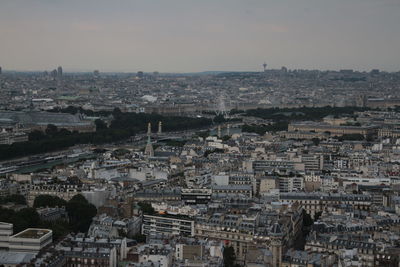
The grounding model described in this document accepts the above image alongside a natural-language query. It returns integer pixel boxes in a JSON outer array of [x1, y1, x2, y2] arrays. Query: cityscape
[[1, 1, 400, 267]]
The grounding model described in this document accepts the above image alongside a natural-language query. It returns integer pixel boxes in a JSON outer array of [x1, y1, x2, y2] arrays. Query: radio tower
[[263, 62, 267, 72]]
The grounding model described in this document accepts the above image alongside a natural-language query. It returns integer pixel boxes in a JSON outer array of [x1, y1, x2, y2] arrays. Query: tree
[[214, 115, 226, 123], [133, 233, 147, 243], [95, 119, 108, 130], [223, 246, 239, 267], [12, 208, 41, 233], [314, 211, 322, 221], [0, 207, 15, 223], [302, 210, 314, 227], [28, 130, 46, 141], [66, 194, 97, 233], [0, 110, 212, 161], [45, 124, 58, 137], [222, 135, 231, 142], [311, 138, 320, 146], [112, 107, 123, 117], [40, 219, 70, 241], [0, 194, 26, 205], [196, 130, 210, 139], [138, 202, 156, 215], [33, 195, 67, 208]]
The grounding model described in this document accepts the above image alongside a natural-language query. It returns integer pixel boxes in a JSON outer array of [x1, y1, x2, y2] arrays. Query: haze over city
[[1, 0, 400, 72], [2, 1, 400, 267]]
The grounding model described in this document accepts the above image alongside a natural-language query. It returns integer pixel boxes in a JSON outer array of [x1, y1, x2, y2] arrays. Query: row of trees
[[0, 206, 40, 234], [33, 194, 97, 234], [241, 122, 289, 134], [243, 106, 371, 121], [0, 194, 97, 240], [239, 106, 375, 136], [0, 108, 213, 160], [223, 246, 241, 267], [0, 194, 26, 205]]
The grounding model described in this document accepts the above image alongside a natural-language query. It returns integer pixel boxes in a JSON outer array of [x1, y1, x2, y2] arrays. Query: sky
[[1, 0, 400, 73]]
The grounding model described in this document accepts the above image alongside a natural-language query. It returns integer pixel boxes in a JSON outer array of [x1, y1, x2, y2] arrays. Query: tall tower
[[145, 123, 154, 157], [263, 62, 267, 72], [270, 223, 283, 267], [57, 66, 63, 77], [158, 121, 162, 134], [0, 66, 2, 75], [217, 125, 222, 138]]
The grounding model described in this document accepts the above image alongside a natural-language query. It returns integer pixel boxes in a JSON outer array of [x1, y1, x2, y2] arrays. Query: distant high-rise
[[93, 70, 100, 76], [137, 71, 144, 78], [51, 69, 58, 78], [0, 66, 2, 75], [57, 66, 63, 77]]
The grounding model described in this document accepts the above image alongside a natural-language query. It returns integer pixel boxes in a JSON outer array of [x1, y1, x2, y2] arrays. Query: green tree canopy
[[95, 119, 108, 130], [66, 194, 97, 233], [0, 194, 26, 205], [223, 246, 241, 267], [33, 195, 67, 208], [11, 208, 41, 233], [138, 202, 156, 215]]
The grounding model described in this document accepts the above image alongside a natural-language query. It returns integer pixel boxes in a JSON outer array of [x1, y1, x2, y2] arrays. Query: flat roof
[[12, 228, 51, 239]]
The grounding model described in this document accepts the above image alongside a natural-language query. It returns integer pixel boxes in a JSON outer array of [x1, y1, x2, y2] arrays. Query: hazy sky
[[1, 0, 399, 72]]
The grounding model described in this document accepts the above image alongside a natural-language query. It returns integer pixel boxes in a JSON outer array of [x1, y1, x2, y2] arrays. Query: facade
[[255, 176, 278, 196], [175, 244, 204, 261], [301, 155, 324, 171], [0, 131, 28, 145], [142, 214, 195, 237], [36, 207, 68, 222], [252, 160, 295, 173], [304, 173, 322, 192], [278, 175, 304, 193], [288, 122, 378, 137], [0, 222, 13, 249], [138, 245, 172, 267], [280, 192, 372, 216], [8, 228, 52, 253], [88, 214, 142, 238], [211, 185, 253, 198], [194, 206, 303, 265], [134, 189, 181, 202], [181, 188, 212, 205], [305, 236, 376, 267], [27, 184, 83, 206], [62, 247, 117, 267]]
